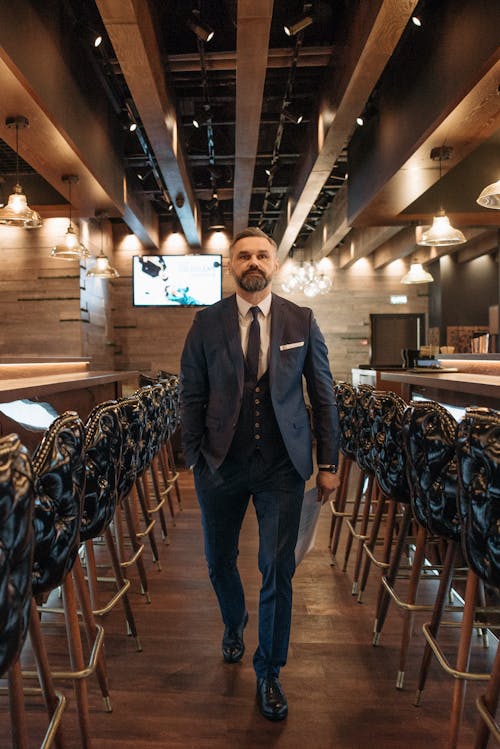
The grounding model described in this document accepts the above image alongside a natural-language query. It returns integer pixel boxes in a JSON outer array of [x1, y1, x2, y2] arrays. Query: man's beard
[[237, 269, 270, 292]]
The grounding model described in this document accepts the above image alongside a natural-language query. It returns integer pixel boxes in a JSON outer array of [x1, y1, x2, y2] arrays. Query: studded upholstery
[[355, 384, 376, 474], [402, 400, 460, 540], [0, 434, 35, 677], [81, 401, 123, 542], [456, 407, 500, 590], [116, 395, 145, 501], [334, 382, 358, 460], [31, 412, 86, 597], [369, 391, 410, 503]]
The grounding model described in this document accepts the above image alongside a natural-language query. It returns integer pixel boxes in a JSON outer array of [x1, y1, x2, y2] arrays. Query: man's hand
[[316, 470, 341, 504]]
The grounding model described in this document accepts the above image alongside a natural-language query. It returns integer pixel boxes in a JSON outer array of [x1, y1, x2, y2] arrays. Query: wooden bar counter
[[0, 357, 138, 450], [380, 355, 500, 411]]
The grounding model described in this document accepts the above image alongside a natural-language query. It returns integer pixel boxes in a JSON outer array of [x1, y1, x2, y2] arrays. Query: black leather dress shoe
[[222, 612, 248, 663], [256, 676, 288, 721]]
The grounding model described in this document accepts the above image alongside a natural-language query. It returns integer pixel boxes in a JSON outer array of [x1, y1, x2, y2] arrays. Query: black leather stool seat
[[0, 434, 34, 677]]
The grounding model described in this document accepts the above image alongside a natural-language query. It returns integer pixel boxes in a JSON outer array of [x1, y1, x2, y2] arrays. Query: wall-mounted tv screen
[[132, 254, 222, 307]]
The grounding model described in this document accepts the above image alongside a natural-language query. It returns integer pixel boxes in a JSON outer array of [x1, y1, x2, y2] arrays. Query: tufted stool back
[[0, 434, 34, 677], [81, 400, 122, 542], [117, 395, 145, 501], [402, 400, 460, 540], [355, 384, 376, 474], [31, 411, 86, 597], [136, 385, 162, 469], [334, 382, 358, 460], [369, 391, 410, 503], [456, 407, 500, 590]]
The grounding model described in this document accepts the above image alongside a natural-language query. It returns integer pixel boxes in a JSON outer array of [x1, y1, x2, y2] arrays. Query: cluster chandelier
[[0, 116, 42, 229], [281, 261, 333, 298]]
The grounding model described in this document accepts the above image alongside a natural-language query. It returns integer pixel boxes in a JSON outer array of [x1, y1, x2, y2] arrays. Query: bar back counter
[[0, 357, 138, 451], [379, 354, 500, 413]]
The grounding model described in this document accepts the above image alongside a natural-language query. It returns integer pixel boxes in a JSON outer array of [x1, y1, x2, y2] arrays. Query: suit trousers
[[194, 448, 305, 678]]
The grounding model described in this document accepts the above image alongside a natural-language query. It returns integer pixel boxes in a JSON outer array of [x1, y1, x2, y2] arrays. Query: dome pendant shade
[[0, 117, 43, 229], [401, 262, 434, 285], [51, 224, 90, 260], [0, 184, 42, 228], [50, 175, 88, 259], [417, 212, 466, 246], [476, 179, 500, 209], [86, 251, 119, 279]]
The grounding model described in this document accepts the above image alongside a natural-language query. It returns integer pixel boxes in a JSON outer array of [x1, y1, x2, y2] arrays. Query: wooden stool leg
[[351, 479, 378, 595], [447, 570, 479, 749], [396, 524, 428, 689], [122, 495, 151, 601], [8, 659, 29, 749], [71, 558, 112, 712], [28, 597, 66, 749], [342, 471, 368, 572], [134, 480, 162, 570], [474, 639, 500, 749], [104, 526, 142, 651], [330, 458, 351, 557], [61, 573, 93, 749], [357, 491, 387, 602], [415, 541, 457, 705]]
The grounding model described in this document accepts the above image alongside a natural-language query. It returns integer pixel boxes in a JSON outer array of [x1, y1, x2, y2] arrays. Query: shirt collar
[[236, 291, 272, 318]]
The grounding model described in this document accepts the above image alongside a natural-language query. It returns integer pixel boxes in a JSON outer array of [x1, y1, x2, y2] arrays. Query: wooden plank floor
[[1, 468, 493, 748]]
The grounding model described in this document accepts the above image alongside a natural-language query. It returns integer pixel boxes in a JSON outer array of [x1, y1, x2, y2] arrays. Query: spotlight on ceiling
[[284, 13, 314, 36], [187, 10, 214, 43], [283, 109, 304, 125]]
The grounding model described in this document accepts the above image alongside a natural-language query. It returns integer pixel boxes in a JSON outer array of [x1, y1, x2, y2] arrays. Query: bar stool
[[447, 407, 500, 749], [329, 382, 360, 562], [81, 400, 141, 651], [343, 384, 379, 594], [28, 411, 111, 749], [0, 433, 66, 749], [118, 391, 161, 568], [413, 406, 499, 749], [135, 385, 170, 541], [114, 395, 151, 600], [384, 400, 460, 689], [357, 390, 409, 607]]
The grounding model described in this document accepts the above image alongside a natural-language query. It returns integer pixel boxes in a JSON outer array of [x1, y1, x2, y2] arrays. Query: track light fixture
[[187, 10, 214, 43], [283, 109, 303, 125], [0, 116, 42, 229], [284, 13, 314, 37]]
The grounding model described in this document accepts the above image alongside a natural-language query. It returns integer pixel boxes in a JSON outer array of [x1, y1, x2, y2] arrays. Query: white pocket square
[[280, 341, 304, 351]]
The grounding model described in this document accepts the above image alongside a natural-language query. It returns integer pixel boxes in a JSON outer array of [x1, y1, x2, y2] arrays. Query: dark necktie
[[246, 306, 261, 385]]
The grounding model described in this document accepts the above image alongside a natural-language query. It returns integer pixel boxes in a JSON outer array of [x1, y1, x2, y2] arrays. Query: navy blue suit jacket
[[179, 292, 340, 480]]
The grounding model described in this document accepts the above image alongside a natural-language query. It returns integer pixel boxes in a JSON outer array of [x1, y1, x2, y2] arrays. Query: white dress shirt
[[235, 292, 272, 380]]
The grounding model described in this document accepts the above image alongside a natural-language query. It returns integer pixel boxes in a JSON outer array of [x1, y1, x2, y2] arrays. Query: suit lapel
[[221, 294, 244, 391], [270, 294, 285, 386]]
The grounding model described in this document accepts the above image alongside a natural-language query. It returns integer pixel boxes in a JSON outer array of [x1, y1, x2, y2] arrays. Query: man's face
[[229, 236, 279, 293]]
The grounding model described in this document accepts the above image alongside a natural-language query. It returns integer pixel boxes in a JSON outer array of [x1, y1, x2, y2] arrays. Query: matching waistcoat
[[228, 370, 287, 463]]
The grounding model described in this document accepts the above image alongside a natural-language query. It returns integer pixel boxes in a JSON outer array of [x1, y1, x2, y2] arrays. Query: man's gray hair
[[229, 227, 277, 255]]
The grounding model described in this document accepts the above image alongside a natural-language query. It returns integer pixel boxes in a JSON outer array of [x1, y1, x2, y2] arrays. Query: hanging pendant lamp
[[50, 175, 89, 259], [0, 116, 42, 229], [401, 259, 434, 285], [417, 146, 466, 247], [86, 216, 119, 279], [476, 179, 500, 209]]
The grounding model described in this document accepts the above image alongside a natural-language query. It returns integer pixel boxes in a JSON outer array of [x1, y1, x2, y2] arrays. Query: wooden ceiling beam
[[348, 1, 500, 227], [233, 1, 274, 234], [274, 0, 419, 262], [95, 0, 202, 248], [0, 1, 159, 247]]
